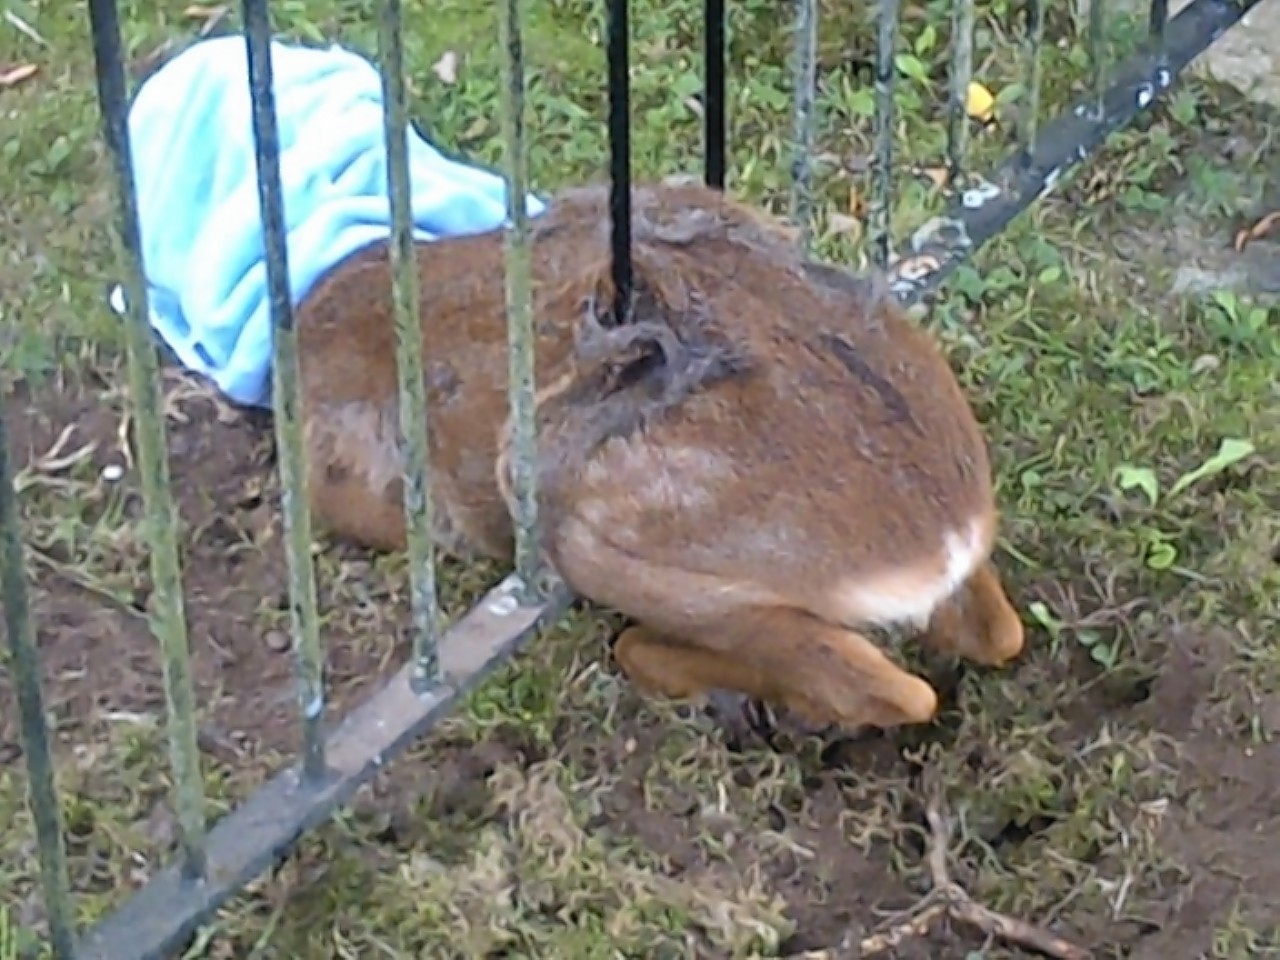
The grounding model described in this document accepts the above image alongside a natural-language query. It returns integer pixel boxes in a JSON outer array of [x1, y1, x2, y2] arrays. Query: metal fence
[[0, 0, 1262, 956]]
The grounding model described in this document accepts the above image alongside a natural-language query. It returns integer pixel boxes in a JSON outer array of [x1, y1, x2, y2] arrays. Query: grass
[[2, 0, 1279, 957]]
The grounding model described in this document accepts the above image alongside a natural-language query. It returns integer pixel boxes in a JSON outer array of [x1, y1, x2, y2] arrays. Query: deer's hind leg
[[918, 560, 1025, 667], [613, 610, 939, 731], [552, 507, 938, 732]]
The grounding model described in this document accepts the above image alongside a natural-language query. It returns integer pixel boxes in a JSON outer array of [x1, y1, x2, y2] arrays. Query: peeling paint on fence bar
[[499, 0, 543, 602], [1088, 0, 1108, 119], [1020, 0, 1046, 162], [946, 0, 976, 184], [1150, 0, 1169, 44], [240, 0, 329, 783], [0, 415, 76, 958], [788, 0, 818, 249], [871, 0, 899, 268], [87, 0, 208, 879], [377, 0, 442, 687]]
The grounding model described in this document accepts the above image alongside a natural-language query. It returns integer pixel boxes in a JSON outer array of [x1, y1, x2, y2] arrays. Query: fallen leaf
[[890, 254, 942, 283], [432, 51, 459, 85], [966, 80, 996, 123], [182, 3, 224, 17], [1115, 464, 1159, 506], [1233, 210, 1280, 253], [916, 165, 950, 190], [0, 63, 38, 87], [827, 213, 862, 239], [1190, 353, 1220, 375], [847, 182, 866, 218], [1167, 437, 1255, 498], [460, 116, 490, 141]]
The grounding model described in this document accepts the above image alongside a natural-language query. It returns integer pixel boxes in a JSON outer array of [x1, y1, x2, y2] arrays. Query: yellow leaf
[[917, 165, 950, 190], [847, 182, 866, 217], [966, 80, 996, 123], [827, 213, 862, 240]]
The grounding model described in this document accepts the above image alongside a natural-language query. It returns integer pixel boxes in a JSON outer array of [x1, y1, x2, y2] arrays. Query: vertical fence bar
[[499, 0, 543, 600], [1020, 0, 1046, 162], [871, 0, 899, 268], [377, 0, 442, 686], [946, 0, 976, 184], [607, 0, 633, 321], [1149, 0, 1168, 42], [1149, 0, 1169, 76], [87, 0, 208, 877], [704, 0, 726, 189], [1088, 0, 1107, 118], [0, 417, 76, 958], [240, 0, 328, 784], [788, 0, 818, 250]]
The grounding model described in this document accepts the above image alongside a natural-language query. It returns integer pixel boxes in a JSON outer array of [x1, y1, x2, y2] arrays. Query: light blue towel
[[112, 34, 545, 408]]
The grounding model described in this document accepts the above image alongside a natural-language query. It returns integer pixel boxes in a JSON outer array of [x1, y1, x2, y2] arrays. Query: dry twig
[[1234, 210, 1280, 253], [789, 792, 1092, 960], [916, 804, 1091, 959]]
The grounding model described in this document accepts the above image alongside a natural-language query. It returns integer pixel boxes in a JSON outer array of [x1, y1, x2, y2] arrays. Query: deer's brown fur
[[295, 181, 1025, 731]]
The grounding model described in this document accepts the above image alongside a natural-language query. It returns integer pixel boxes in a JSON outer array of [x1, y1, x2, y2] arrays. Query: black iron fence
[[0, 0, 1262, 957]]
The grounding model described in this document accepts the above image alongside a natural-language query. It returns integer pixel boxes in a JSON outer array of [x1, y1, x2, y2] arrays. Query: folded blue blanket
[[112, 34, 545, 408]]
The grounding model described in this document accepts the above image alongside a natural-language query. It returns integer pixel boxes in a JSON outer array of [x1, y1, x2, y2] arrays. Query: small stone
[[265, 630, 290, 653], [101, 463, 124, 482], [1191, 354, 1221, 375]]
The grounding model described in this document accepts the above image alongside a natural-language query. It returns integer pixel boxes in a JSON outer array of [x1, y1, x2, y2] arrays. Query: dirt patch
[[1125, 631, 1280, 959], [1, 367, 410, 772]]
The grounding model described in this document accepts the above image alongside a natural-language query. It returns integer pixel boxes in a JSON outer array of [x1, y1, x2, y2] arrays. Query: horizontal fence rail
[[0, 0, 1263, 957]]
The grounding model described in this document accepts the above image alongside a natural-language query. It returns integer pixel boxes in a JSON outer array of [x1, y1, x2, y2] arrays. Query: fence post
[[871, 0, 899, 267], [87, 0, 208, 879], [0, 415, 76, 958], [498, 0, 544, 603], [606, 0, 633, 323], [789, 0, 818, 249], [377, 0, 444, 687], [240, 0, 329, 785], [946, 0, 976, 185], [704, 0, 726, 190], [1019, 0, 1046, 163]]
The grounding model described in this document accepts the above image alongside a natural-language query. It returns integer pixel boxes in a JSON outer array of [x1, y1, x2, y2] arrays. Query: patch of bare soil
[[1126, 630, 1280, 960], [3, 364, 1278, 958], [1, 368, 408, 772]]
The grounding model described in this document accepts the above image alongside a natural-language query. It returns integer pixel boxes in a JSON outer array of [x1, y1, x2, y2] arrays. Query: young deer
[[295, 181, 1025, 732]]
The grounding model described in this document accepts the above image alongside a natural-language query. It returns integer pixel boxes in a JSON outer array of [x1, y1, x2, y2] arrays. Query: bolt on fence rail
[[0, 0, 1264, 957]]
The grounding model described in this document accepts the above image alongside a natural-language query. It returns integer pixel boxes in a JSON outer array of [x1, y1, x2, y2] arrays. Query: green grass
[[2, 0, 1279, 957]]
